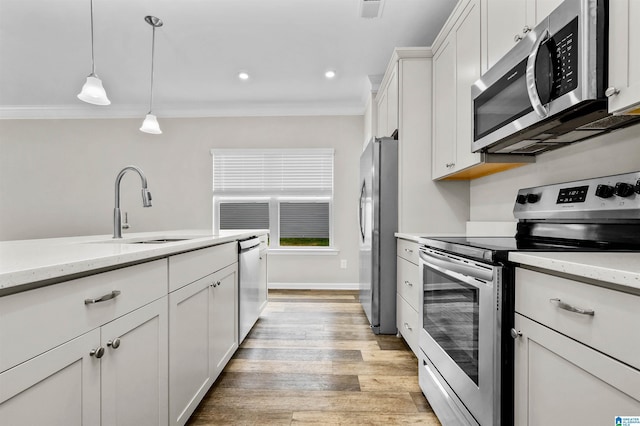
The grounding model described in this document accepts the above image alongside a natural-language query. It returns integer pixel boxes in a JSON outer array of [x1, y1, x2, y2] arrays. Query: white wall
[[0, 115, 364, 285], [470, 125, 640, 221]]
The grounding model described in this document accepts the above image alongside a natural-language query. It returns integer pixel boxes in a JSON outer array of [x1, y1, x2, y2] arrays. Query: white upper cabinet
[[607, 0, 640, 114], [481, 0, 563, 73], [376, 63, 399, 138]]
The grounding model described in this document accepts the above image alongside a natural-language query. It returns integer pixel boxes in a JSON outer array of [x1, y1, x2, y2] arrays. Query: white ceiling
[[0, 0, 457, 119]]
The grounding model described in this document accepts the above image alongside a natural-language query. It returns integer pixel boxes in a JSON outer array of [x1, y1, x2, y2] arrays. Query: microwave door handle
[[525, 28, 550, 118]]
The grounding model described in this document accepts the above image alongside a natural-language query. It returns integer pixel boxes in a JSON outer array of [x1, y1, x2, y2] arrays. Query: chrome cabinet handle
[[526, 28, 551, 118], [510, 328, 522, 339], [211, 281, 221, 288], [549, 298, 595, 316], [107, 338, 121, 349], [514, 33, 524, 42], [403, 322, 412, 331], [404, 280, 413, 287], [90, 347, 105, 358], [404, 248, 413, 254], [605, 87, 620, 97], [85, 290, 121, 305], [522, 25, 532, 34], [445, 162, 455, 168]]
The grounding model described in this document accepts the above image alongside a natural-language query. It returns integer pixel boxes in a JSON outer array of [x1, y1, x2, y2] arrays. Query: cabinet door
[[608, 0, 640, 114], [0, 329, 101, 426], [531, 0, 563, 23], [514, 314, 640, 425], [211, 264, 239, 378], [258, 251, 268, 314], [484, 0, 527, 70], [386, 65, 399, 136], [432, 36, 456, 179], [376, 89, 388, 138], [454, 0, 482, 172], [101, 297, 168, 426], [169, 276, 214, 426]]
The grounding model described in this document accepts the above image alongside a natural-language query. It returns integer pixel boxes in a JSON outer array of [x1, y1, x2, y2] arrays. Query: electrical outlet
[[340, 259, 347, 269]]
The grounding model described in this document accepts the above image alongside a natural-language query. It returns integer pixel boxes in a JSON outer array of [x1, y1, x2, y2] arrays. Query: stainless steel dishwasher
[[238, 237, 267, 343]]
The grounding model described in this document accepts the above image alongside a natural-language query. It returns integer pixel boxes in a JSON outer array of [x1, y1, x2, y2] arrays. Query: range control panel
[[513, 171, 640, 220]]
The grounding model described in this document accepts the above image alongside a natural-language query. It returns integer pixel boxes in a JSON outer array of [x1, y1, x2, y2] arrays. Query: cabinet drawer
[[397, 257, 420, 311], [0, 259, 167, 373], [515, 267, 640, 370], [397, 239, 419, 264], [397, 294, 420, 356], [169, 242, 237, 292]]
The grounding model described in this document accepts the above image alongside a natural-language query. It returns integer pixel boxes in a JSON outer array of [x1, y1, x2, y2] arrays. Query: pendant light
[[77, 0, 110, 105], [140, 16, 163, 134]]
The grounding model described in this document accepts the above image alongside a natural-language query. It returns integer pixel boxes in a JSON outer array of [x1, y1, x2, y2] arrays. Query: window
[[212, 149, 334, 249]]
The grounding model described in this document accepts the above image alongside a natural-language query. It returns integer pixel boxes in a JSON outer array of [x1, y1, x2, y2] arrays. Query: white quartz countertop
[[509, 252, 640, 291], [0, 229, 267, 292]]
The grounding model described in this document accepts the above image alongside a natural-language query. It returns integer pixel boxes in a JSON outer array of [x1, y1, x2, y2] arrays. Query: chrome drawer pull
[[404, 280, 413, 287], [404, 248, 413, 254], [549, 298, 595, 316], [85, 290, 121, 305], [403, 322, 412, 331]]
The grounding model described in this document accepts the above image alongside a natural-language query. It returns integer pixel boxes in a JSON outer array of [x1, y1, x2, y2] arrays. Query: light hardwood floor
[[187, 290, 441, 425]]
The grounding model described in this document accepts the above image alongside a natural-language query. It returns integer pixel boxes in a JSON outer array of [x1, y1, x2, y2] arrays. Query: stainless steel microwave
[[472, 0, 640, 155]]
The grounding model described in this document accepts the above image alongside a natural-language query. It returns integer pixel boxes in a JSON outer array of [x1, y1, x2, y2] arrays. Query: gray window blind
[[212, 149, 334, 196], [219, 202, 269, 230], [279, 202, 329, 238]]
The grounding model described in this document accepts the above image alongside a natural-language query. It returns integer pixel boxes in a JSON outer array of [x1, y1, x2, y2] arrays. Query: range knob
[[615, 182, 635, 198], [595, 184, 615, 198], [526, 193, 540, 203], [516, 194, 527, 204], [635, 179, 640, 195]]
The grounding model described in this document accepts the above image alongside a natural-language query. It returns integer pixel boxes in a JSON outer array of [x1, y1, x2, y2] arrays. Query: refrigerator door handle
[[359, 181, 366, 241]]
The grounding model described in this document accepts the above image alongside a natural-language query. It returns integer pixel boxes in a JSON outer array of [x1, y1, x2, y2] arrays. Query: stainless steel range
[[417, 171, 640, 426]]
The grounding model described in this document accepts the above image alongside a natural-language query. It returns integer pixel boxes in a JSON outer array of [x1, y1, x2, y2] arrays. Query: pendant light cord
[[89, 0, 96, 75], [148, 25, 156, 114]]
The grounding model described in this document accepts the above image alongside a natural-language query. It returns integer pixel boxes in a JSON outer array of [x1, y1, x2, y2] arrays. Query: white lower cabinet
[[0, 296, 168, 426], [396, 239, 421, 357], [0, 330, 101, 426], [101, 297, 168, 426], [514, 267, 640, 424], [169, 263, 238, 426], [514, 314, 640, 425]]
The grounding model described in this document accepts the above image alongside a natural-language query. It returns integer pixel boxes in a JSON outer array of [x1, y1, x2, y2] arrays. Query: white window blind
[[280, 202, 330, 239], [212, 149, 334, 196]]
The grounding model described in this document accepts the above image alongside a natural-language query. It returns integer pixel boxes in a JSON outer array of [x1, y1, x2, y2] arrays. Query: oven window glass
[[474, 59, 533, 141], [423, 266, 479, 385]]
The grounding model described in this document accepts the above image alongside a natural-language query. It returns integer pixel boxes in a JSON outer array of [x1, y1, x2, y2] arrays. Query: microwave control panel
[[547, 17, 579, 99]]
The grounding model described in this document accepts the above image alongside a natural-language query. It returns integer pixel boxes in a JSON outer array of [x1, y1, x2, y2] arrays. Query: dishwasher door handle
[[239, 237, 261, 250]]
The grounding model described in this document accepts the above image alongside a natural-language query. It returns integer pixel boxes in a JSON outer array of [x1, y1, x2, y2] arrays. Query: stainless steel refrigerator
[[358, 137, 398, 335]]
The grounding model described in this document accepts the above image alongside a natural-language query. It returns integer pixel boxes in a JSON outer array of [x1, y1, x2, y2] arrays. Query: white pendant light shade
[[140, 114, 162, 134], [77, 74, 111, 105]]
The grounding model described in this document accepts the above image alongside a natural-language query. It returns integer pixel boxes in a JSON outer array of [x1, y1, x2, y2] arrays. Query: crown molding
[[0, 101, 366, 120]]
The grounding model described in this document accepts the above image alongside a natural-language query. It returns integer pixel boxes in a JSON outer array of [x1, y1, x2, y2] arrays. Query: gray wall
[[0, 115, 363, 285]]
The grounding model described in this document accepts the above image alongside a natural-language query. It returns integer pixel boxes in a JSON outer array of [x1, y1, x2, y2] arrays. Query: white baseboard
[[268, 282, 359, 290]]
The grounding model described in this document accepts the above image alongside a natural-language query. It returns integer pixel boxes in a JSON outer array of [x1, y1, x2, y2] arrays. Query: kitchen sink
[[90, 235, 211, 244]]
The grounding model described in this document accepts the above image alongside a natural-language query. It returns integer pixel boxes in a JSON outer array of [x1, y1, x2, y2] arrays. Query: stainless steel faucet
[[113, 166, 152, 238]]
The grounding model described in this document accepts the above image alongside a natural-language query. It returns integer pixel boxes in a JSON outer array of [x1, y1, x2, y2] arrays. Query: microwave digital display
[[556, 185, 588, 204]]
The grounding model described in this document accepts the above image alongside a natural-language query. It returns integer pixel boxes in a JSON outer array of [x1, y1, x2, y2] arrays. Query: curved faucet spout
[[113, 166, 152, 239]]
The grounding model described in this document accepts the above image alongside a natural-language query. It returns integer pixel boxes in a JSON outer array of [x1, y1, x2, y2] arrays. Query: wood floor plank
[[234, 347, 364, 362], [240, 338, 381, 351], [217, 371, 361, 392], [358, 375, 422, 393], [332, 360, 419, 377], [224, 359, 334, 375], [361, 349, 417, 362], [188, 410, 293, 425], [291, 411, 442, 425]]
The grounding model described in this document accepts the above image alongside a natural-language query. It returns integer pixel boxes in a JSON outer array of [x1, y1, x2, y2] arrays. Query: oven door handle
[[419, 249, 494, 282]]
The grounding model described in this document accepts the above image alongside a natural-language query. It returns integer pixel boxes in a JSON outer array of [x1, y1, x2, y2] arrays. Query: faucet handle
[[122, 212, 130, 229]]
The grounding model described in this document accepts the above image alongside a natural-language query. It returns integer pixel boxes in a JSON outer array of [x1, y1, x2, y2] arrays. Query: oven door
[[419, 247, 501, 426]]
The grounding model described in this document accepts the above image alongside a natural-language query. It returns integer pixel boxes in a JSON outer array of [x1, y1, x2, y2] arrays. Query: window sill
[[267, 247, 339, 256]]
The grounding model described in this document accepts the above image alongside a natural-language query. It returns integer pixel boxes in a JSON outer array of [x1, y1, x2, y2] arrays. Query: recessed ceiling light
[[238, 72, 250, 80], [325, 70, 336, 79]]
